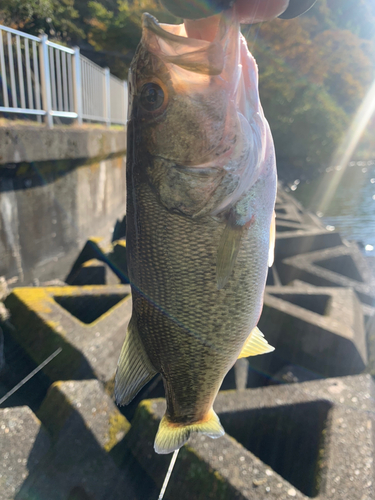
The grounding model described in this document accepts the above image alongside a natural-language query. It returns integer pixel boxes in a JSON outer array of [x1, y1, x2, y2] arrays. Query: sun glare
[[314, 78, 375, 214]]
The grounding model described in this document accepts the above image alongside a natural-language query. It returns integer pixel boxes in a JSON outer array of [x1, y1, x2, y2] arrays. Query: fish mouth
[[141, 12, 234, 76]]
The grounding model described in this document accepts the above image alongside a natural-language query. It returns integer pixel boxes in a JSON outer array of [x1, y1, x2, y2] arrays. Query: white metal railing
[[0, 25, 127, 128]]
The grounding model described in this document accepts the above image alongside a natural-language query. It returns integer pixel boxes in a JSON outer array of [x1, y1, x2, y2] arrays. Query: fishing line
[[0, 347, 62, 405], [157, 449, 180, 500]]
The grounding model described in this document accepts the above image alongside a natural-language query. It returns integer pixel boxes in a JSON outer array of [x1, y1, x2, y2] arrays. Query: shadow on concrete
[[16, 398, 158, 500]]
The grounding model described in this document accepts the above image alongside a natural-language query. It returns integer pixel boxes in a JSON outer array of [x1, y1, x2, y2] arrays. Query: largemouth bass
[[115, 9, 277, 455]]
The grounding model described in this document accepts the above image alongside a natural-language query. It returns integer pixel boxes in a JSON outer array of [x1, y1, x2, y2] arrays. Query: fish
[[115, 9, 277, 455]]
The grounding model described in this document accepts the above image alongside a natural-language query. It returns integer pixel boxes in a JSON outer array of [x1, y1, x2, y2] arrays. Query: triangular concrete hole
[[220, 400, 331, 497], [269, 293, 330, 315], [54, 293, 127, 324], [314, 255, 364, 282]]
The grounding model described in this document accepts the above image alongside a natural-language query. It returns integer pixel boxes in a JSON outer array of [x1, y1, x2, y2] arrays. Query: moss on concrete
[[104, 412, 131, 452], [4, 287, 87, 380]]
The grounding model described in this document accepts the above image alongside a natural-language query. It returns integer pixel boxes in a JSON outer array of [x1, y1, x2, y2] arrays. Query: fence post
[[38, 34, 53, 128], [72, 47, 82, 125], [123, 80, 128, 125], [104, 67, 110, 127]]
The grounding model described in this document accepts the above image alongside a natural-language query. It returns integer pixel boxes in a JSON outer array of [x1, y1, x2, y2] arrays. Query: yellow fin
[[216, 222, 244, 290], [268, 211, 276, 267], [238, 327, 275, 358], [115, 319, 157, 405], [154, 409, 224, 455]]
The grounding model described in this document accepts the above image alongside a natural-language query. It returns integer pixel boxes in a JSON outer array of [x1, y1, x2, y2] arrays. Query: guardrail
[[0, 25, 128, 128]]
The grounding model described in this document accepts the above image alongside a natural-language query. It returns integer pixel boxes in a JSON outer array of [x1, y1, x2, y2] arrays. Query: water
[[290, 159, 375, 255]]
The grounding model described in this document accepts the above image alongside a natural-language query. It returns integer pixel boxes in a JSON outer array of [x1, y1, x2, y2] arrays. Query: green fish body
[[115, 10, 277, 454]]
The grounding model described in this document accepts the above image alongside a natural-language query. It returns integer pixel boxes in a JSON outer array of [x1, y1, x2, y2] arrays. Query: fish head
[[129, 12, 242, 167]]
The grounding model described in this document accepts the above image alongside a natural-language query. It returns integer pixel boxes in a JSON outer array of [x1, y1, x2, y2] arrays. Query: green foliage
[[83, 0, 178, 77], [254, 40, 348, 171], [0, 0, 84, 41]]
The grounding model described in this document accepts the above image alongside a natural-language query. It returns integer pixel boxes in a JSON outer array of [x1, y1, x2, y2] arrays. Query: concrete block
[[276, 220, 309, 232], [0, 406, 50, 499], [4, 285, 131, 385], [126, 374, 375, 500], [112, 216, 126, 242], [67, 259, 120, 286], [275, 229, 343, 261], [16, 380, 151, 500], [366, 314, 375, 377], [276, 186, 324, 229], [275, 203, 304, 225], [247, 285, 367, 386], [266, 266, 281, 286], [278, 244, 375, 306], [288, 279, 375, 324], [66, 238, 128, 285]]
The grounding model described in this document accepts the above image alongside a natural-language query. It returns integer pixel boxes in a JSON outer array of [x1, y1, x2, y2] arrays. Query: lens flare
[[312, 78, 375, 214]]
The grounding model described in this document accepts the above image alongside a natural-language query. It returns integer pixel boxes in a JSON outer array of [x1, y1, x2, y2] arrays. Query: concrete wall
[[0, 125, 127, 285]]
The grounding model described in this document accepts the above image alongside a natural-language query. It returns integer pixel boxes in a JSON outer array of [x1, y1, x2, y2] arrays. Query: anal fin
[[154, 408, 224, 455], [216, 221, 244, 290], [115, 318, 157, 405], [238, 326, 275, 358]]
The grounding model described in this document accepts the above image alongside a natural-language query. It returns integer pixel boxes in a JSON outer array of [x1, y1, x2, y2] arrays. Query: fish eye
[[139, 82, 165, 112]]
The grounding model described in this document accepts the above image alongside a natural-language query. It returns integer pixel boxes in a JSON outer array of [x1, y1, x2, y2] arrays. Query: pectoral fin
[[216, 222, 244, 290], [238, 326, 275, 358], [115, 318, 157, 405], [268, 211, 276, 267]]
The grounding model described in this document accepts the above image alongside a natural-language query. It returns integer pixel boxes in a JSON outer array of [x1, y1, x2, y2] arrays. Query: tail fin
[[154, 409, 224, 454]]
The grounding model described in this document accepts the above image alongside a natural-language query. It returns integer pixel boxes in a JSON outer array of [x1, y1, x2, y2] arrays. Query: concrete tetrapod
[[278, 243, 375, 306], [245, 285, 367, 388], [0, 406, 51, 500], [15, 380, 154, 500], [65, 238, 129, 286], [4, 285, 132, 386], [125, 374, 375, 500]]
